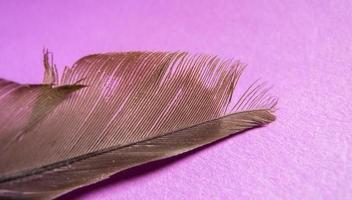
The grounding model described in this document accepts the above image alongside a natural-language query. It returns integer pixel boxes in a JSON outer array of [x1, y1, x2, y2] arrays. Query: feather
[[0, 51, 277, 200]]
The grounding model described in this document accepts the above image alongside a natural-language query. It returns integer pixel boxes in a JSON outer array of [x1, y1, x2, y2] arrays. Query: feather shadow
[[58, 127, 256, 200]]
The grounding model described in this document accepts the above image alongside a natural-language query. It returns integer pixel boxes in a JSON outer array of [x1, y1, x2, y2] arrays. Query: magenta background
[[1, 0, 352, 199]]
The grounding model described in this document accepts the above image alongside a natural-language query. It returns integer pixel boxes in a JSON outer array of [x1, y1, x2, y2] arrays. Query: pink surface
[[1, 0, 351, 199]]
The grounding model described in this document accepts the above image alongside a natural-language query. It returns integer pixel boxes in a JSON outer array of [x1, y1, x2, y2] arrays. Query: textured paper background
[[1, 0, 351, 199]]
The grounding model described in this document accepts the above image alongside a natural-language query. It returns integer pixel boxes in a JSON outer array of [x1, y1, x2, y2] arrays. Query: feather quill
[[0, 51, 277, 200]]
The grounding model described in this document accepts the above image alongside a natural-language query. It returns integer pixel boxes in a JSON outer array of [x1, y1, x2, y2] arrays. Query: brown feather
[[0, 51, 277, 200]]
